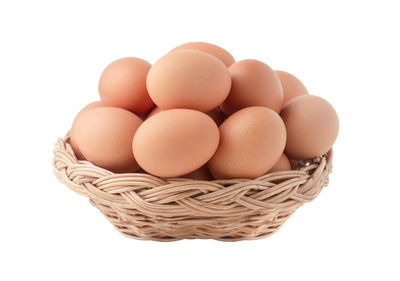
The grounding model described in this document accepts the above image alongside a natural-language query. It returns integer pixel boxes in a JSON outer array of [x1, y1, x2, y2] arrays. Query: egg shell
[[73, 107, 143, 173], [268, 153, 292, 173], [70, 101, 104, 160], [133, 109, 220, 178], [147, 106, 223, 126], [208, 106, 286, 179], [221, 59, 283, 115], [171, 42, 235, 67], [146, 50, 231, 112], [205, 107, 224, 126], [181, 164, 214, 180], [276, 70, 308, 105], [146, 106, 163, 118], [280, 95, 339, 159], [99, 57, 154, 115]]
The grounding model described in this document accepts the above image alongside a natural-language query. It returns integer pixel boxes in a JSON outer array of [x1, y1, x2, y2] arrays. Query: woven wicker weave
[[52, 134, 332, 241]]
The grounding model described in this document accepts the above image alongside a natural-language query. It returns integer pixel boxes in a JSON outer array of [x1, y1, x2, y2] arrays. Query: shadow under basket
[[52, 135, 333, 241]]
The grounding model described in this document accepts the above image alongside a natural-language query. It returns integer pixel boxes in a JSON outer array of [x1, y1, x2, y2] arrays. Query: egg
[[133, 109, 220, 178], [221, 59, 283, 115], [146, 106, 163, 118], [72, 107, 143, 173], [147, 106, 223, 126], [181, 164, 214, 180], [276, 70, 308, 105], [280, 95, 339, 159], [205, 107, 224, 126], [99, 57, 154, 115], [208, 106, 286, 179], [70, 101, 104, 160], [146, 50, 231, 112], [268, 154, 291, 172], [170, 42, 235, 67]]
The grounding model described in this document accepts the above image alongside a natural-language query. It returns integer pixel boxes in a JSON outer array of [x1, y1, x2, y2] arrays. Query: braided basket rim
[[53, 134, 333, 241]]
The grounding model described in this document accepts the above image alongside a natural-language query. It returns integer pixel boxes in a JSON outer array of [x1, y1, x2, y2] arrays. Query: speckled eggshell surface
[[208, 106, 286, 179]]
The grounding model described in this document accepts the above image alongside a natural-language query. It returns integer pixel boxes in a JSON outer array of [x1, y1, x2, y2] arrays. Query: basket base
[[91, 199, 299, 242]]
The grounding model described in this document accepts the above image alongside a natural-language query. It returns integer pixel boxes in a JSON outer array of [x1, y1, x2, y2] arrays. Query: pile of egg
[[70, 42, 339, 180]]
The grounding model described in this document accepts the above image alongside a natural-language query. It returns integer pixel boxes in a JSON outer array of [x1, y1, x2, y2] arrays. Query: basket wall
[[53, 136, 332, 241]]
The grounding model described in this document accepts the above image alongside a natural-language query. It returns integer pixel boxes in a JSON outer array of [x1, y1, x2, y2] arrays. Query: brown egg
[[146, 106, 163, 118], [280, 95, 339, 159], [208, 106, 286, 179], [181, 164, 214, 180], [221, 59, 283, 116], [276, 70, 308, 105], [99, 57, 154, 115], [205, 107, 224, 126], [133, 109, 220, 178], [147, 106, 223, 126], [146, 50, 231, 112], [73, 107, 142, 173], [268, 154, 291, 173], [171, 42, 235, 67], [70, 101, 104, 160]]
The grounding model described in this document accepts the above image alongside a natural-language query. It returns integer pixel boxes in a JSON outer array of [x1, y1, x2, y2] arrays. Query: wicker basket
[[52, 134, 333, 241]]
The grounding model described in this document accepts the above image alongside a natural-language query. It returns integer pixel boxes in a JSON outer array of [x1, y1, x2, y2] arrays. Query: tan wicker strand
[[52, 134, 333, 241]]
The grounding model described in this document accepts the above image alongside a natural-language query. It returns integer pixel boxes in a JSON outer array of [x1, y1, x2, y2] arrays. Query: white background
[[1, 0, 399, 280]]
